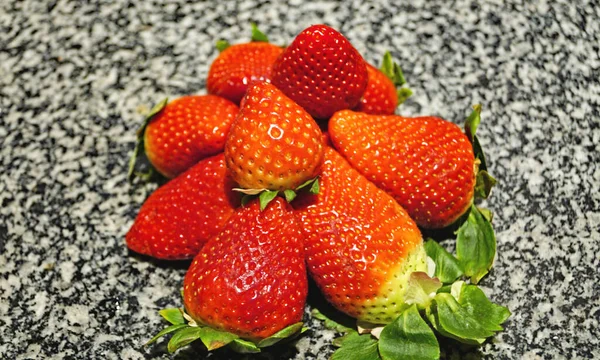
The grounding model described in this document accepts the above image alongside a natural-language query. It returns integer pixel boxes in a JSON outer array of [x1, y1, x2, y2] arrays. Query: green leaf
[[159, 308, 186, 325], [426, 293, 493, 345], [331, 332, 381, 360], [464, 104, 482, 142], [257, 322, 304, 347], [296, 177, 317, 191], [404, 272, 442, 310], [380, 51, 413, 106], [146, 324, 188, 346], [229, 338, 261, 353], [128, 98, 168, 182], [455, 205, 496, 284], [380, 51, 406, 86], [309, 178, 320, 194], [311, 308, 355, 334], [378, 305, 440, 360], [458, 285, 511, 332], [216, 40, 230, 52], [198, 327, 238, 351], [250, 22, 269, 42], [167, 326, 203, 353], [474, 170, 497, 199], [477, 207, 493, 222], [464, 105, 490, 171], [283, 189, 297, 202], [424, 240, 464, 284], [396, 88, 413, 106], [259, 190, 279, 210]]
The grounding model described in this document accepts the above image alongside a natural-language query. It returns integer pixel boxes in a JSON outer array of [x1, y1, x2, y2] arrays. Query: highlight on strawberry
[[128, 95, 239, 181], [208, 23, 284, 104], [224, 81, 324, 209], [147, 198, 308, 354]]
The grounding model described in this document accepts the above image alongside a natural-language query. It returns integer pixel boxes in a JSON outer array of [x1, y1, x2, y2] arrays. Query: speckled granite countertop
[[1, 1, 599, 359]]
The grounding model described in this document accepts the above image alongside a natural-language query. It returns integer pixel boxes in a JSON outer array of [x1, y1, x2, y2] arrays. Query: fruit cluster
[[127, 24, 509, 359]]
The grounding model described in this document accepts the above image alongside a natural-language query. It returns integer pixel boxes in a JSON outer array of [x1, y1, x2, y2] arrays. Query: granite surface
[[1, 0, 599, 359]]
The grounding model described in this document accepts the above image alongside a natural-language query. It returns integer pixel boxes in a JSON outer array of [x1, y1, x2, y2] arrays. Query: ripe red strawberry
[[126, 153, 240, 260], [354, 52, 413, 115], [329, 110, 476, 229], [224, 81, 324, 192], [207, 42, 283, 105], [353, 63, 399, 115], [293, 147, 426, 323], [130, 95, 239, 179], [271, 24, 368, 120], [183, 197, 307, 340]]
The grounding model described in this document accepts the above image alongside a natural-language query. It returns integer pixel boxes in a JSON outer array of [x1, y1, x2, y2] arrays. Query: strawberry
[[207, 35, 283, 104], [224, 81, 324, 192], [129, 95, 239, 180], [293, 147, 427, 324], [329, 110, 476, 229], [271, 24, 368, 120], [183, 197, 307, 340], [354, 52, 413, 115], [126, 153, 240, 260]]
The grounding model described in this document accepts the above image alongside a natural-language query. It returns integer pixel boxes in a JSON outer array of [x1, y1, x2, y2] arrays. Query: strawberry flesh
[[183, 198, 307, 340], [126, 154, 240, 260]]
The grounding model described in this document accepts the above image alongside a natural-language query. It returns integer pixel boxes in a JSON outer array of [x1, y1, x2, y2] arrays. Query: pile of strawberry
[[127, 24, 509, 359]]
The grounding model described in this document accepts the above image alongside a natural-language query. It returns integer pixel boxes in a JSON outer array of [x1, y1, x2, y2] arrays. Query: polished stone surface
[[1, 1, 599, 359]]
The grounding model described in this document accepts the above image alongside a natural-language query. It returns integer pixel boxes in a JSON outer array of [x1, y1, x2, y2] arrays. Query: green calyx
[[315, 275, 509, 360], [127, 98, 168, 183], [146, 307, 306, 354], [236, 177, 320, 210], [215, 22, 269, 52], [464, 104, 497, 199], [380, 51, 413, 106]]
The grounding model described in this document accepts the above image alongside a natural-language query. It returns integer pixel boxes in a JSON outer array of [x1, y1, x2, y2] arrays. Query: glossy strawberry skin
[[183, 198, 307, 340], [329, 110, 476, 229], [293, 148, 425, 323], [144, 95, 239, 178], [354, 64, 398, 115], [126, 154, 240, 260], [207, 42, 284, 105], [224, 82, 324, 191], [271, 24, 368, 120]]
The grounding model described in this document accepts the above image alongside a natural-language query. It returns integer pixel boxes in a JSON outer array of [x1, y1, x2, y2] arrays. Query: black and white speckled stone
[[1, 1, 599, 359]]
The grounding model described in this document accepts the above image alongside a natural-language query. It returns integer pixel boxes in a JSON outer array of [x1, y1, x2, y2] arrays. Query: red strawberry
[[183, 197, 307, 340], [353, 63, 399, 115], [329, 110, 476, 229], [126, 153, 240, 260], [207, 42, 283, 105], [224, 81, 324, 192], [354, 52, 413, 115], [294, 147, 426, 323], [271, 24, 368, 120], [130, 95, 239, 179]]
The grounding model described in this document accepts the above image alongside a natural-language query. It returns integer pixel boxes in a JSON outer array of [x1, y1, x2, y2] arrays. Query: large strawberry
[[129, 95, 239, 180], [354, 52, 413, 115], [208, 24, 283, 104], [294, 147, 427, 324], [271, 24, 368, 120], [183, 197, 307, 340], [329, 110, 477, 229], [224, 81, 324, 194], [126, 153, 240, 260]]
